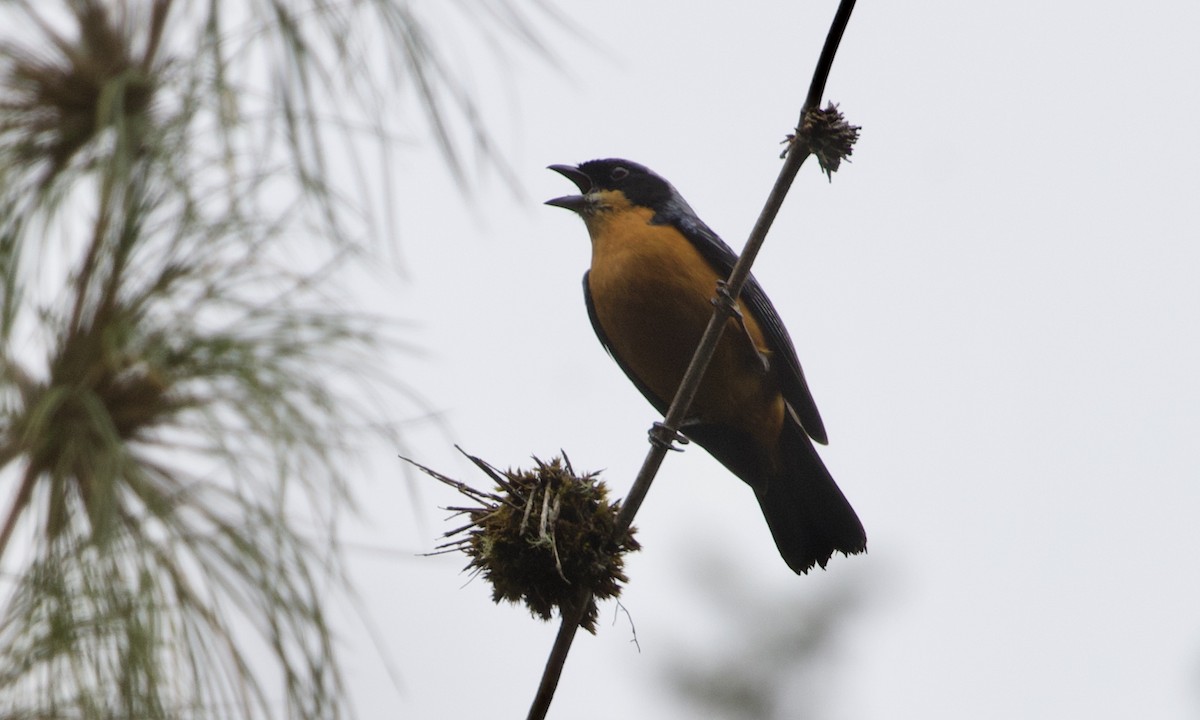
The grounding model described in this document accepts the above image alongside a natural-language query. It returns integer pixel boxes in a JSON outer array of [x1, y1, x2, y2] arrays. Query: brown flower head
[[413, 450, 640, 634]]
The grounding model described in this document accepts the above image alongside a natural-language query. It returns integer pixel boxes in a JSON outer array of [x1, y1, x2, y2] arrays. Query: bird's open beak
[[545, 164, 591, 212]]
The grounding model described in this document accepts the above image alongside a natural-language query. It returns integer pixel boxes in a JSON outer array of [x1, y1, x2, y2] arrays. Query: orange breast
[[584, 204, 785, 447]]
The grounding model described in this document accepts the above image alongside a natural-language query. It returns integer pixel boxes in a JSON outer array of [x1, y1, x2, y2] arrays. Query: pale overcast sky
[[337, 2, 1200, 718]]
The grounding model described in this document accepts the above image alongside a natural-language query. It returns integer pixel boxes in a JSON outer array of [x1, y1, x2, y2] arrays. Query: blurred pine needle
[[0, 0, 564, 718]]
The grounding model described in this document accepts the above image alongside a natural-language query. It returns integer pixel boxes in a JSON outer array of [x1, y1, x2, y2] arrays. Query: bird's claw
[[711, 280, 743, 321], [712, 280, 768, 371], [648, 422, 689, 451]]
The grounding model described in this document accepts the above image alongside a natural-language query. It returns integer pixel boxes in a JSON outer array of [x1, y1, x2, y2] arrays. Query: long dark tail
[[754, 419, 866, 574]]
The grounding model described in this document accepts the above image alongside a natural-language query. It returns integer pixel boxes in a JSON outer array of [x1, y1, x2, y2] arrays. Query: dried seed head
[[413, 450, 639, 634], [782, 102, 861, 179]]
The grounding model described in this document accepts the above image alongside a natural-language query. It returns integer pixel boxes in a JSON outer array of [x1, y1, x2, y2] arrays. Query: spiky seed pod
[[781, 102, 861, 179], [413, 450, 639, 634]]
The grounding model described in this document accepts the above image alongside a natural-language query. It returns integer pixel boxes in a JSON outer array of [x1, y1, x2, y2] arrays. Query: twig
[[525, 588, 590, 719], [525, 2, 859, 717]]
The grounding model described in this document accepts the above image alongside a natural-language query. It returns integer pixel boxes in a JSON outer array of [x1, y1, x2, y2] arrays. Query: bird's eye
[[610, 167, 629, 181]]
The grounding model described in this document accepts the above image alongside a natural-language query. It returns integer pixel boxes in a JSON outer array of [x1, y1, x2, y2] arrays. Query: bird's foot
[[648, 422, 690, 452], [714, 280, 771, 373], [712, 280, 742, 320]]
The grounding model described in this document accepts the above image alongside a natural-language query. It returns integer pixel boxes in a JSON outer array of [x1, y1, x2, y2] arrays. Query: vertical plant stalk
[[525, 1, 859, 718]]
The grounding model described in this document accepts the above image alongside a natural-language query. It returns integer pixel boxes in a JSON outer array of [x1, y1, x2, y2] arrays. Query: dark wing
[[665, 211, 829, 445], [583, 272, 672, 417]]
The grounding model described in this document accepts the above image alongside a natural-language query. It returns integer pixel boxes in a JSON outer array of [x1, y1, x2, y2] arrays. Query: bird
[[546, 158, 865, 573]]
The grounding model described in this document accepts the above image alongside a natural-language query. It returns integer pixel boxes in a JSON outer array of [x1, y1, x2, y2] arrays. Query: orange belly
[[585, 208, 785, 448]]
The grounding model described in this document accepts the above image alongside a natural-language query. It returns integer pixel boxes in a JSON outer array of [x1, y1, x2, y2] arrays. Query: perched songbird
[[546, 159, 865, 573]]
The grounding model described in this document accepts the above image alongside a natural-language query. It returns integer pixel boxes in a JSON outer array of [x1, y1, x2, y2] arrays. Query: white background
[[337, 2, 1200, 718]]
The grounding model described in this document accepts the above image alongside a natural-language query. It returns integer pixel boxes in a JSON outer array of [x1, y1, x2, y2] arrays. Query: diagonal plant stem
[[525, 1, 859, 718]]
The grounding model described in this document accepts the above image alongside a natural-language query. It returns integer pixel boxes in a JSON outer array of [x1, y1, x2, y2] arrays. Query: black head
[[546, 158, 678, 214]]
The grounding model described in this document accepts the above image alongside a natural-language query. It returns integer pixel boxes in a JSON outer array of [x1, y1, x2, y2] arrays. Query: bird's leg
[[713, 280, 771, 373], [712, 279, 741, 319]]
